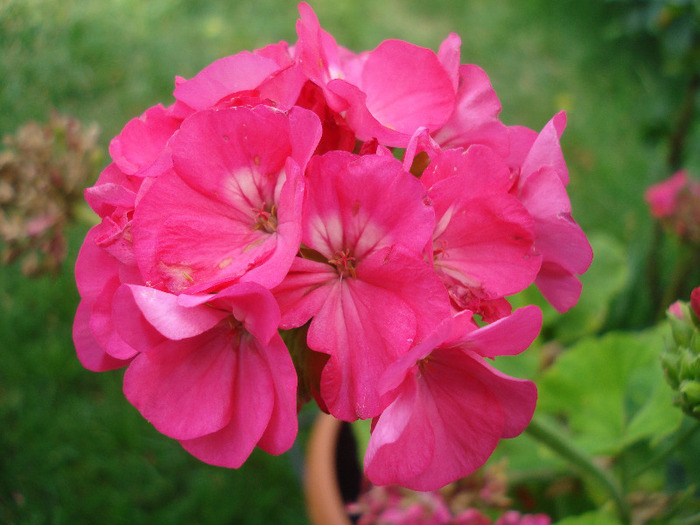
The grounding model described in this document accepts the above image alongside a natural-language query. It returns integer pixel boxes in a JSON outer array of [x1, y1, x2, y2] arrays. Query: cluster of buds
[[663, 287, 700, 419], [645, 170, 700, 244], [0, 112, 101, 276]]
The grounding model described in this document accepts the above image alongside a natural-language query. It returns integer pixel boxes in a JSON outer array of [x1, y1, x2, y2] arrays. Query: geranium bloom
[[118, 282, 298, 467], [72, 1, 591, 488], [274, 151, 451, 421], [364, 306, 541, 491]]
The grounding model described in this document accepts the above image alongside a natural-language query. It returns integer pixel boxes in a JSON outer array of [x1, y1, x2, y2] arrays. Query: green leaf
[[554, 507, 622, 525], [537, 325, 683, 455]]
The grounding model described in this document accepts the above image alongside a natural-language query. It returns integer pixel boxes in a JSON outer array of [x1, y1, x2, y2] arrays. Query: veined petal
[[178, 334, 276, 467], [123, 326, 238, 440]]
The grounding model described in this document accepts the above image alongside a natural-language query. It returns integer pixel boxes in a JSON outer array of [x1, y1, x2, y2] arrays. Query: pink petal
[[255, 333, 299, 455], [437, 33, 462, 92], [173, 53, 281, 111], [309, 247, 450, 421], [109, 104, 181, 176], [122, 284, 229, 340], [430, 174, 540, 301], [302, 152, 434, 260], [354, 40, 455, 136], [123, 327, 238, 440], [535, 262, 584, 313], [432, 64, 508, 156], [520, 111, 568, 186], [273, 257, 338, 329], [364, 377, 435, 485], [89, 275, 138, 360], [73, 299, 131, 372], [178, 335, 276, 467], [458, 305, 543, 358]]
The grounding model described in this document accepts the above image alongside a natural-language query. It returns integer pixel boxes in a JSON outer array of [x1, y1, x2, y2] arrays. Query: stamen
[[253, 204, 277, 233], [328, 249, 357, 279]]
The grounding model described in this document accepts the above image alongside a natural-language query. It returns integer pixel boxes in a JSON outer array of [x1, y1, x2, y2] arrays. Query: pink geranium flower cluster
[[73, 3, 592, 490]]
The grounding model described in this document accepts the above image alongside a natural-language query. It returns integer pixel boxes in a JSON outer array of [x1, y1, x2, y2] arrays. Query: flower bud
[[662, 289, 700, 420]]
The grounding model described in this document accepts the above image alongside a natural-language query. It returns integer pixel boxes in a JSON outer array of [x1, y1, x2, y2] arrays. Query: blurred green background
[[1, 0, 699, 523]]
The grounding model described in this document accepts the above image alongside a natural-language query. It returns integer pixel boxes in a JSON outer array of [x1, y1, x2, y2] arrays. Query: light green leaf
[[555, 508, 622, 525], [537, 325, 682, 455]]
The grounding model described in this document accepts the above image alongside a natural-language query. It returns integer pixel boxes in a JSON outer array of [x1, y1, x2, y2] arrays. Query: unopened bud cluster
[[662, 288, 700, 419]]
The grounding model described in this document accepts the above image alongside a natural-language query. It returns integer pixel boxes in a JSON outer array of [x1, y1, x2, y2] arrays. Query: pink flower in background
[[364, 306, 541, 491], [73, 1, 591, 489], [645, 170, 700, 243]]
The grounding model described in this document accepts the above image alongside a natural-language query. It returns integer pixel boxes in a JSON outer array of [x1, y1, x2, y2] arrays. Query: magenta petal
[[178, 336, 276, 467], [124, 285, 229, 340], [173, 53, 280, 111], [432, 64, 508, 156], [255, 333, 299, 455], [109, 104, 181, 176], [364, 378, 435, 486], [73, 299, 131, 372], [123, 328, 237, 440], [458, 305, 542, 358], [520, 111, 569, 186], [357, 40, 455, 135], [535, 262, 584, 313]]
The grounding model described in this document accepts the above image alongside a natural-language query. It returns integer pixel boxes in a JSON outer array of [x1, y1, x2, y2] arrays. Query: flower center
[[328, 248, 357, 279], [253, 204, 277, 233]]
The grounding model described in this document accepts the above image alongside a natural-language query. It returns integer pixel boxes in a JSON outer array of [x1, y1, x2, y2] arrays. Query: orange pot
[[304, 413, 360, 525]]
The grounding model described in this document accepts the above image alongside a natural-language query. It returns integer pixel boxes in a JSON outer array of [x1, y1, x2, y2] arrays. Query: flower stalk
[[525, 416, 630, 523]]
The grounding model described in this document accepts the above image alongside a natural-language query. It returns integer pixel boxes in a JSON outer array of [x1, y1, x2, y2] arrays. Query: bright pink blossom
[[274, 151, 451, 421], [364, 306, 541, 491], [121, 282, 298, 467], [645, 170, 700, 242], [132, 105, 321, 293]]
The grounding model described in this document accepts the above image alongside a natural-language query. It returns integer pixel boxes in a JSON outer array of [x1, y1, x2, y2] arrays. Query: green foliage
[[537, 327, 682, 455]]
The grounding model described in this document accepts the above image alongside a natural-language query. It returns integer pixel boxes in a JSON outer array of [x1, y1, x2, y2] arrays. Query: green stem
[[525, 416, 630, 523]]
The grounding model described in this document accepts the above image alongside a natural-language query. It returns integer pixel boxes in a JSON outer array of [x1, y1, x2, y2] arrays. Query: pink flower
[[132, 104, 321, 293], [274, 151, 451, 421], [420, 145, 541, 319], [364, 306, 541, 491], [509, 113, 593, 312], [645, 170, 700, 243], [119, 282, 298, 467]]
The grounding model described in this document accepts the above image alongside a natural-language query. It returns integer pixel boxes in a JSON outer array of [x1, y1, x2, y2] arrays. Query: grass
[[1, 0, 699, 523]]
